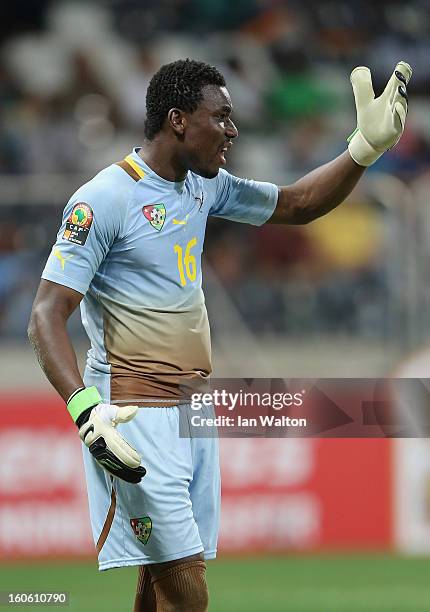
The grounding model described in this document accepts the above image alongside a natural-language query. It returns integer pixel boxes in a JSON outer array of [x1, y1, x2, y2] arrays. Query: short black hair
[[144, 59, 226, 140]]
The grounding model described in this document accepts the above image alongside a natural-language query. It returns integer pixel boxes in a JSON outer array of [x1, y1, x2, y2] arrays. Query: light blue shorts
[[82, 402, 220, 571]]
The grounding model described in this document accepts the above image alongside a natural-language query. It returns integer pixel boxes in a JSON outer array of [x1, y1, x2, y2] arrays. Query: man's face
[[181, 85, 238, 178]]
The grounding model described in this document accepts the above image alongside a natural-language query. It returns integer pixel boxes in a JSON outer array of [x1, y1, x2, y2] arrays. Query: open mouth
[[218, 143, 232, 165]]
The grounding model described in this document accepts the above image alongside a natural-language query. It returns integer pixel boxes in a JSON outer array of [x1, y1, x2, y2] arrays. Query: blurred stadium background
[[2, 1, 430, 610]]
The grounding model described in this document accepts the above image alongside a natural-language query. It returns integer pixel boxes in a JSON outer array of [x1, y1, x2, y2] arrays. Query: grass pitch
[[1, 554, 430, 611]]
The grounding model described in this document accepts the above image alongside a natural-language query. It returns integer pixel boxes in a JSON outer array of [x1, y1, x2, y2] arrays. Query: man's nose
[[226, 120, 238, 139]]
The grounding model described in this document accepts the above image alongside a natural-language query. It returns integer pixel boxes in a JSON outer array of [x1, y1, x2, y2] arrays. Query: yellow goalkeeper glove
[[348, 61, 412, 166]]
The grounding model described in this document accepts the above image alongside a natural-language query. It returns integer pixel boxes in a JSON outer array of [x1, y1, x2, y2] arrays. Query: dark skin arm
[[27, 279, 84, 402], [268, 151, 366, 224]]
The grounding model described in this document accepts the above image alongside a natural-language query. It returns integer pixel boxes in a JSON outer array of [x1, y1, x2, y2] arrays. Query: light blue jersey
[[42, 148, 278, 402]]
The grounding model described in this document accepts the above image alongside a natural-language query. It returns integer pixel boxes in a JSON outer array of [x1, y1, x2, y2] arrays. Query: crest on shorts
[[130, 516, 152, 545], [142, 204, 166, 231]]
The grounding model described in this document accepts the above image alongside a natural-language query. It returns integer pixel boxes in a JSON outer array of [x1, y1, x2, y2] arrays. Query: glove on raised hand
[[348, 61, 412, 166]]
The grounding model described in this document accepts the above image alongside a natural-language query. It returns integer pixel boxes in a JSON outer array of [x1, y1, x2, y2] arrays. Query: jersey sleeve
[[208, 169, 278, 226], [41, 171, 129, 295]]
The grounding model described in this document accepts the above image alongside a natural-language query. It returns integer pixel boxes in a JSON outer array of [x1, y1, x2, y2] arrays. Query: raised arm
[[269, 61, 412, 225], [269, 151, 364, 224]]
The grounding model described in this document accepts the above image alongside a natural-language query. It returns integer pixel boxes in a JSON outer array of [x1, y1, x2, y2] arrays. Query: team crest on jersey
[[130, 516, 152, 545], [142, 204, 166, 231], [63, 202, 93, 246]]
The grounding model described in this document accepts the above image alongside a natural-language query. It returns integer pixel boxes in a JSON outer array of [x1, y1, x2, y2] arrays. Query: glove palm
[[79, 403, 146, 484], [348, 61, 412, 166]]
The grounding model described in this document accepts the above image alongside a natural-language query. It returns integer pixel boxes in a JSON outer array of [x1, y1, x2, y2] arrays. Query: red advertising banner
[[0, 392, 93, 559], [219, 438, 393, 552], [0, 393, 393, 559]]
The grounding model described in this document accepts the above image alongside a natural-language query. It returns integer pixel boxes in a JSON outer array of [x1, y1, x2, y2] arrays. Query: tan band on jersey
[[116, 155, 146, 182], [96, 483, 117, 555]]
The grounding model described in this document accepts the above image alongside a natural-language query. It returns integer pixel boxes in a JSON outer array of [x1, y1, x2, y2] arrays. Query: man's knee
[[150, 558, 208, 612]]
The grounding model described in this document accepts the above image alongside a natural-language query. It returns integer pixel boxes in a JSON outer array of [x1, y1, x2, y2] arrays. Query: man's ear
[[168, 108, 186, 136]]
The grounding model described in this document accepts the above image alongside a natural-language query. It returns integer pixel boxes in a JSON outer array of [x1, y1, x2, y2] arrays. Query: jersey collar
[[130, 147, 186, 192]]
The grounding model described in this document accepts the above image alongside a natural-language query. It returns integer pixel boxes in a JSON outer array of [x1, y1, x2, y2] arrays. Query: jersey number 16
[[174, 237, 197, 287]]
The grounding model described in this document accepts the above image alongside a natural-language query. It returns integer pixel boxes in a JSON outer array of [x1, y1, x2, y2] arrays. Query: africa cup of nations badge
[[143, 204, 166, 231], [63, 202, 93, 246], [130, 516, 152, 545]]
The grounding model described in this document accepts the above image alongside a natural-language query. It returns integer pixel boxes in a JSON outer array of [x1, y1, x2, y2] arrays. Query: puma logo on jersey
[[194, 193, 204, 210], [173, 214, 190, 225], [54, 248, 74, 270]]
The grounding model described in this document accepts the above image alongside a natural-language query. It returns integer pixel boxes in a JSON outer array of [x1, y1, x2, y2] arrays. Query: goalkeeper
[[28, 59, 411, 612]]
